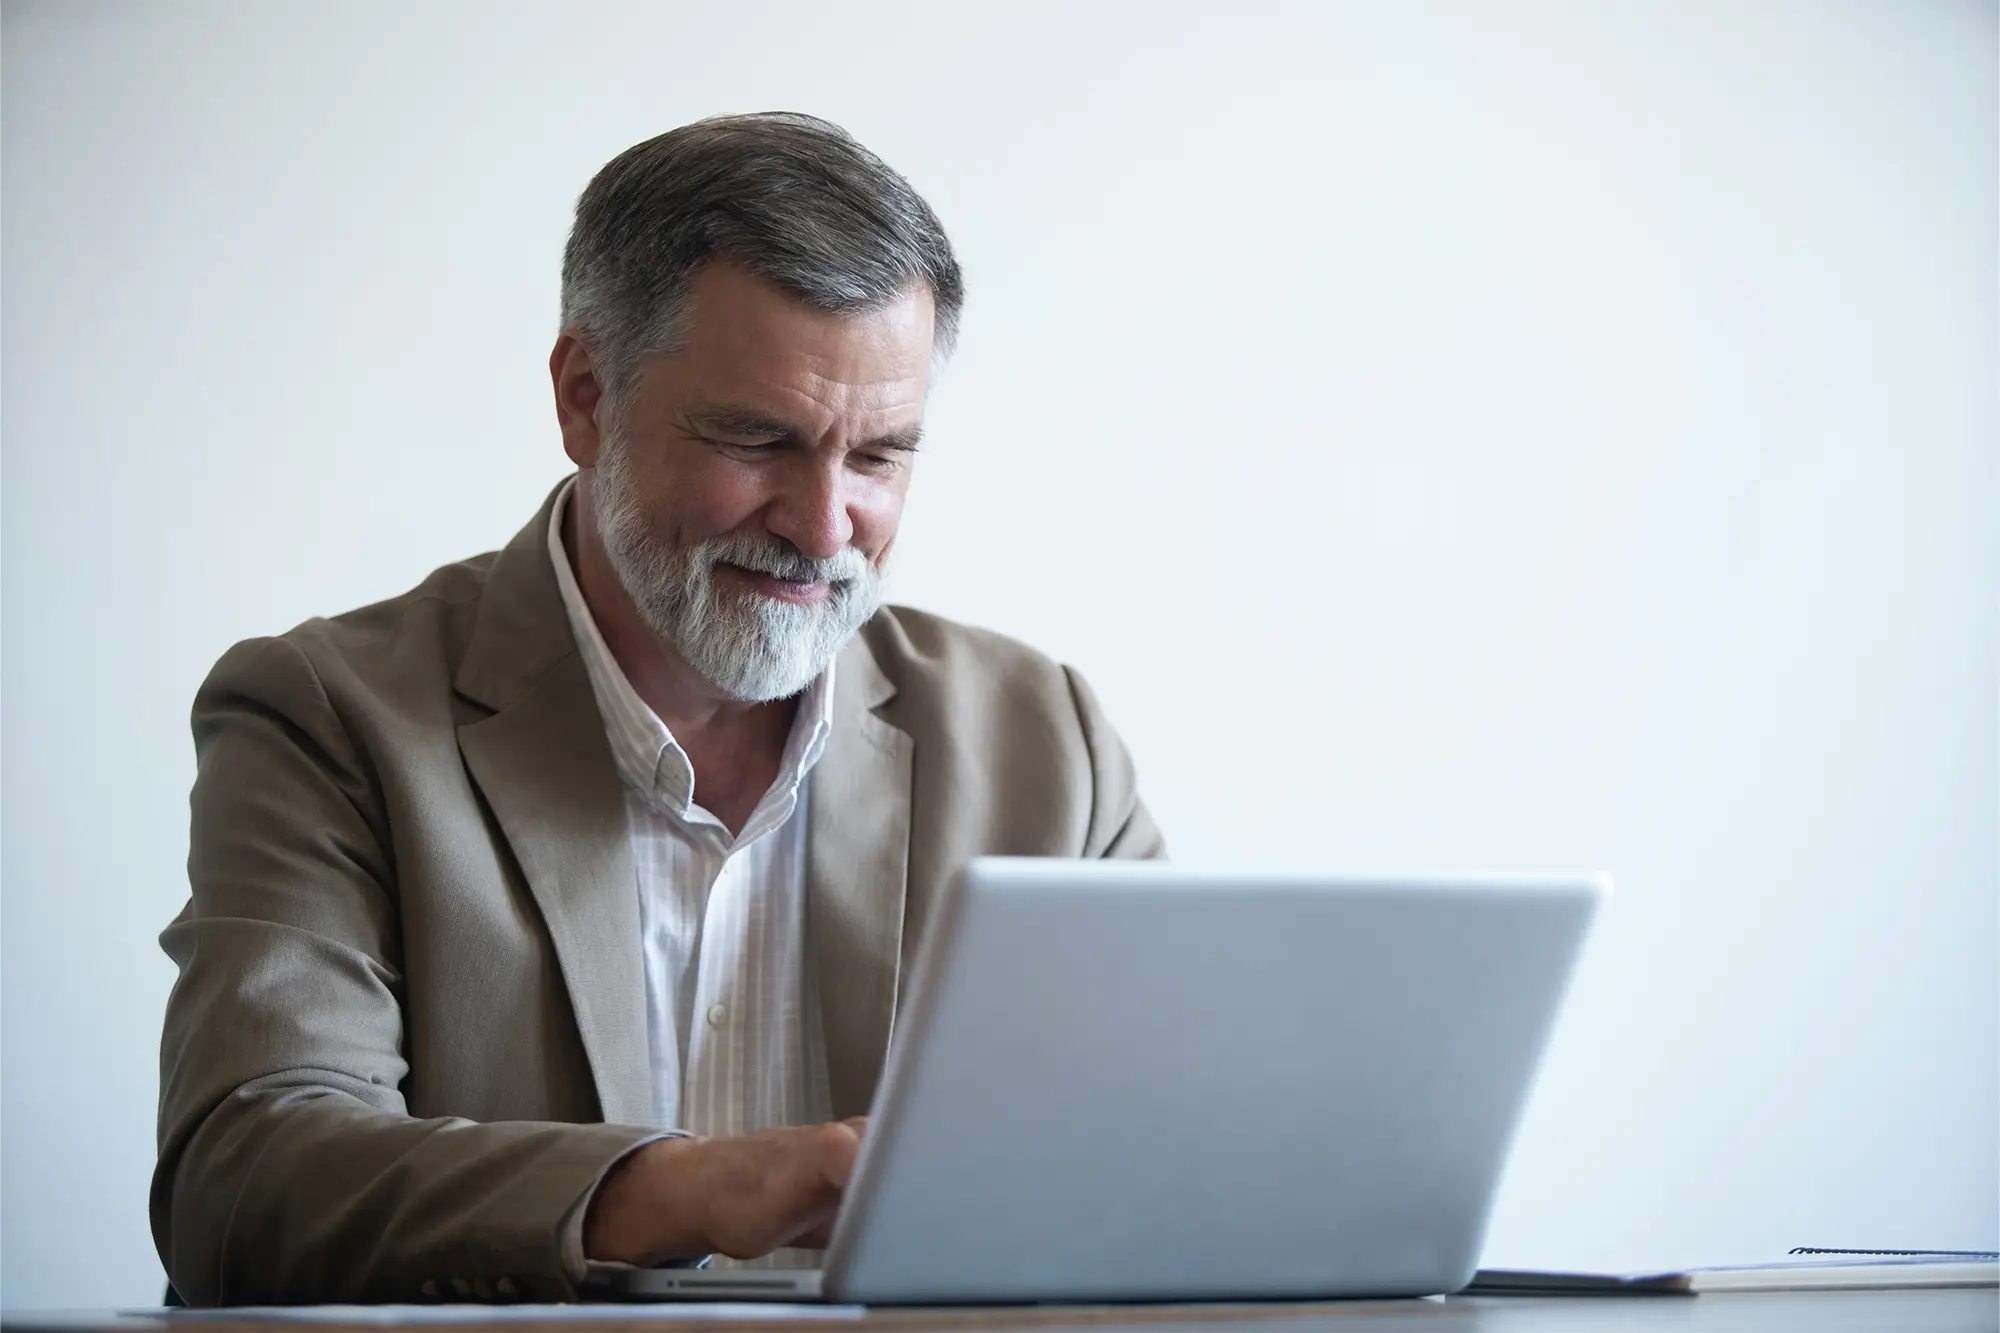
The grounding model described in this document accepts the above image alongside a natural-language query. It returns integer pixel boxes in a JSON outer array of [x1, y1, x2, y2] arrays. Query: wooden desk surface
[[6, 1290, 1995, 1333]]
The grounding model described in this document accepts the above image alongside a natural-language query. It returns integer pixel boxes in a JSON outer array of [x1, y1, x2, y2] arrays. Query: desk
[[6, 1292, 1994, 1333]]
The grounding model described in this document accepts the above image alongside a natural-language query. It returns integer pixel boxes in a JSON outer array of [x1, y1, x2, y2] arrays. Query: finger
[[812, 1122, 863, 1190], [794, 1217, 838, 1250]]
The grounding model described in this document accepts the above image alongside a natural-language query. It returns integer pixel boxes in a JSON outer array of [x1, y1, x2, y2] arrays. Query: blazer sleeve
[[1062, 665, 1167, 861], [154, 634, 658, 1306]]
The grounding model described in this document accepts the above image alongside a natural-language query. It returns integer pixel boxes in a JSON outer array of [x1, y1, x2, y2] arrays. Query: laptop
[[586, 857, 1607, 1304]]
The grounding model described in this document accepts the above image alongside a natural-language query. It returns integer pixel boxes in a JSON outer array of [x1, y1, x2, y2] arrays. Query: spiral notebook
[[1468, 1249, 2000, 1295]]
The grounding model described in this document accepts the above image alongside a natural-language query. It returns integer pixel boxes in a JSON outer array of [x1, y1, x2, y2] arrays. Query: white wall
[[3, 0, 1993, 1309]]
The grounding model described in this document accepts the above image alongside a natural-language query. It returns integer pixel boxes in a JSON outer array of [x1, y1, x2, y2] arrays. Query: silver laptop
[[587, 857, 1607, 1304]]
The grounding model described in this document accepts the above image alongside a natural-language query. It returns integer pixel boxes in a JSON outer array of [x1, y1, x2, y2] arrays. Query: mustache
[[698, 531, 871, 586]]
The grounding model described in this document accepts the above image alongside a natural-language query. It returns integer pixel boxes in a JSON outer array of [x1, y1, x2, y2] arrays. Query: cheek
[[853, 475, 909, 562], [671, 457, 776, 543]]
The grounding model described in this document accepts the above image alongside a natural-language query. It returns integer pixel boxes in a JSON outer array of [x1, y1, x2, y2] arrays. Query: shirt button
[[706, 1002, 729, 1028]]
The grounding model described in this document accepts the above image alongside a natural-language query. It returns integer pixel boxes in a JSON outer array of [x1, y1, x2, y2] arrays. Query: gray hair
[[560, 112, 964, 400]]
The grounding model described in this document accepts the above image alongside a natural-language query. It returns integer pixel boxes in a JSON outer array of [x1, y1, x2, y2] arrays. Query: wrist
[[583, 1136, 709, 1266]]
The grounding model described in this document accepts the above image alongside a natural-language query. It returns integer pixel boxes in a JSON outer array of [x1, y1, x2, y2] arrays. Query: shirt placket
[[683, 827, 742, 1140]]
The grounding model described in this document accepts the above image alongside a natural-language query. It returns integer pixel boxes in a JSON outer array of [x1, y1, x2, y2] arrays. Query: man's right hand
[[583, 1118, 867, 1266]]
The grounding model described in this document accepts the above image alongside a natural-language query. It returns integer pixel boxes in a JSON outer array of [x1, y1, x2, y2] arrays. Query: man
[[153, 112, 1163, 1307]]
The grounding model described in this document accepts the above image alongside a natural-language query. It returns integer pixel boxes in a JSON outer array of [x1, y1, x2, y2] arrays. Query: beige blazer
[[153, 484, 1164, 1307]]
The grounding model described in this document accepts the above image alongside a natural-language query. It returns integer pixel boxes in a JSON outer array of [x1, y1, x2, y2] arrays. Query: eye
[[850, 452, 903, 475], [715, 439, 781, 460]]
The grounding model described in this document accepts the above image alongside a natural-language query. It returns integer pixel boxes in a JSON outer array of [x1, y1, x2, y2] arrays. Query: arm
[[1063, 665, 1167, 861], [154, 635, 658, 1305]]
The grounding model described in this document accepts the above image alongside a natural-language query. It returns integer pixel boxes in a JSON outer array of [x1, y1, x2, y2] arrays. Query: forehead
[[659, 261, 935, 419]]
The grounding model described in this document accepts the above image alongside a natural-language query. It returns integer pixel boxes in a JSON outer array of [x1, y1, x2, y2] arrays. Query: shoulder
[[852, 603, 1091, 726], [847, 605, 1165, 860], [291, 549, 499, 663], [848, 603, 1106, 757], [856, 603, 1068, 689], [199, 548, 503, 721]]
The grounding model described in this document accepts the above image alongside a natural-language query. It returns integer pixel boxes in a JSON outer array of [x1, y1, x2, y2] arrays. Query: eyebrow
[[686, 405, 924, 454]]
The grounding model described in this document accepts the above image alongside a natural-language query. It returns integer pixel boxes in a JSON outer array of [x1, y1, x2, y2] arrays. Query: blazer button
[[496, 1277, 518, 1298], [420, 1280, 440, 1300], [473, 1277, 495, 1300], [451, 1277, 472, 1297]]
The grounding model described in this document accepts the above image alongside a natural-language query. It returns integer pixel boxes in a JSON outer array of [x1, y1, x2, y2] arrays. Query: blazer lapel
[[454, 484, 653, 1127], [808, 636, 913, 1120]]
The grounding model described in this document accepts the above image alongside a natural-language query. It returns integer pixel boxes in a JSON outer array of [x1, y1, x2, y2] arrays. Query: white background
[[3, 0, 1994, 1309]]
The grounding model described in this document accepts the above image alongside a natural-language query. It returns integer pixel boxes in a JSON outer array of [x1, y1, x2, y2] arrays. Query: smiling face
[[562, 260, 936, 702]]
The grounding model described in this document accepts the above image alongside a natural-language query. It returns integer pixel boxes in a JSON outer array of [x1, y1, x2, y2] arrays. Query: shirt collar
[[544, 477, 835, 826]]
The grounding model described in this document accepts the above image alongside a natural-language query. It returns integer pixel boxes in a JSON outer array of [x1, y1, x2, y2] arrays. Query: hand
[[584, 1118, 867, 1265]]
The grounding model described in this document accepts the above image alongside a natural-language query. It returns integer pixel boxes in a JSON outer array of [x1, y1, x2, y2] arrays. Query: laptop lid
[[822, 858, 1607, 1304]]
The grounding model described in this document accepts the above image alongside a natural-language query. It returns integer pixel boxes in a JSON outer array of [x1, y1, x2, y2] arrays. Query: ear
[[550, 330, 607, 469]]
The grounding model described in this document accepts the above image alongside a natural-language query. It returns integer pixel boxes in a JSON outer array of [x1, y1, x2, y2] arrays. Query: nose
[[765, 456, 855, 563]]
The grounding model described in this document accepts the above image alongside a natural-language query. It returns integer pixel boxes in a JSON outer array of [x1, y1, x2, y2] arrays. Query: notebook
[[1468, 1250, 2000, 1295]]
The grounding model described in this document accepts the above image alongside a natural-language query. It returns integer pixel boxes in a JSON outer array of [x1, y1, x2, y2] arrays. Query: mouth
[[718, 562, 834, 606]]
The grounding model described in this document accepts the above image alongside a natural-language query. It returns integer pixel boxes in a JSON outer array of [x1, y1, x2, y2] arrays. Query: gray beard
[[591, 432, 884, 703]]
